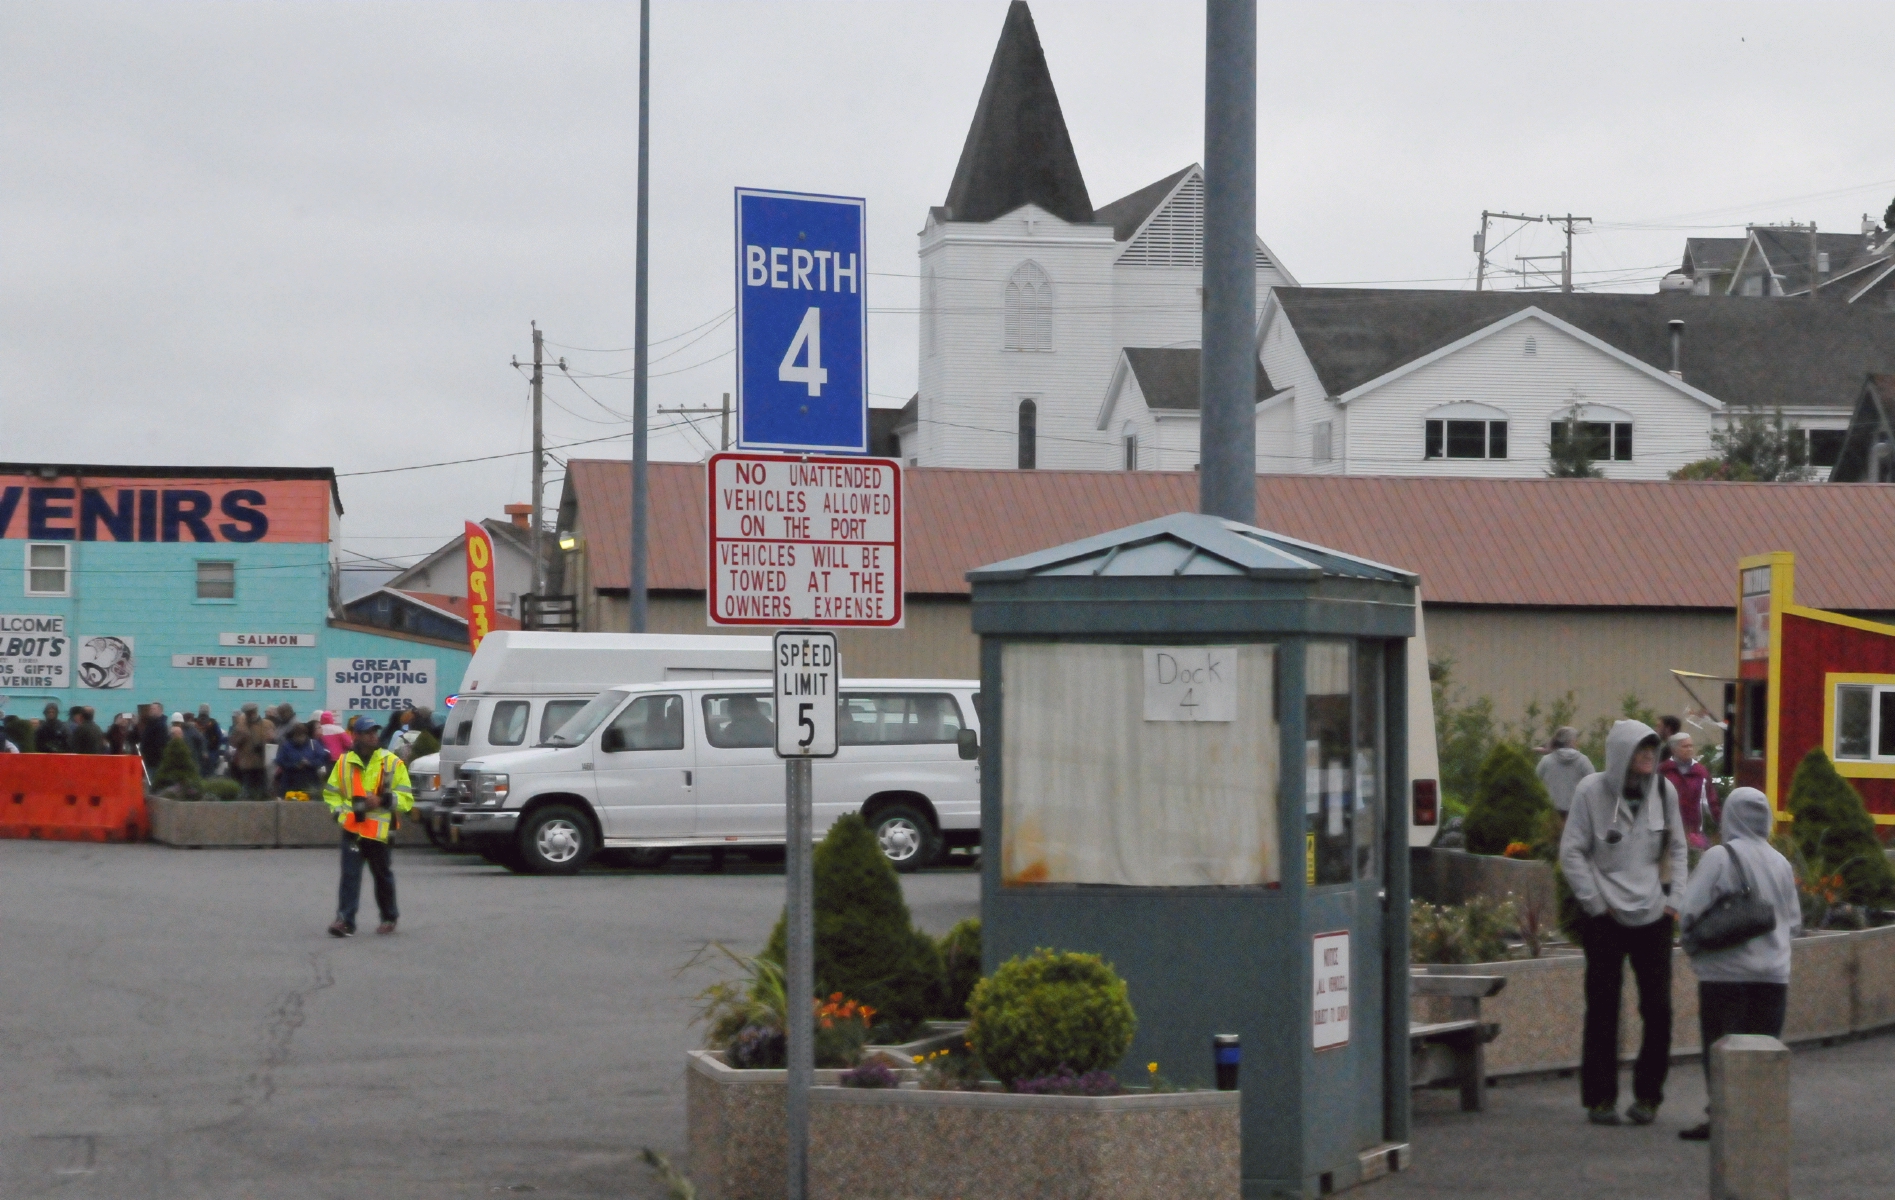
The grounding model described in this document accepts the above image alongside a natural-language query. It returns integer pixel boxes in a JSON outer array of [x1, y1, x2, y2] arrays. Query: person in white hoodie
[[1559, 719, 1689, 1126], [1536, 726, 1595, 814], [1674, 787, 1801, 1141]]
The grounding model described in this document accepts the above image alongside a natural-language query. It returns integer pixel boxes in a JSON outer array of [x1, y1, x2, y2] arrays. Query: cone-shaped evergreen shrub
[[152, 736, 202, 796], [967, 948, 1135, 1088], [764, 814, 944, 1039], [937, 917, 982, 1019], [1464, 743, 1552, 855], [1788, 748, 1895, 907]]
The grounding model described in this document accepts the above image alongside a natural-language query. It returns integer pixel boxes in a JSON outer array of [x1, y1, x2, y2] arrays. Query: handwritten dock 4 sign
[[734, 188, 867, 454]]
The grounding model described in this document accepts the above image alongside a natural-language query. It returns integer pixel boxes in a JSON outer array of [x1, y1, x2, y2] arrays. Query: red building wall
[[1776, 611, 1895, 821]]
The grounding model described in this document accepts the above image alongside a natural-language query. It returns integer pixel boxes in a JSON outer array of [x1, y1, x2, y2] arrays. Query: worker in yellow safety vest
[[324, 716, 414, 937]]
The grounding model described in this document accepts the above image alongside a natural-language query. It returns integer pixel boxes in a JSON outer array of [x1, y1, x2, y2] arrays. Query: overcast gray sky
[[5, 1, 1891, 576]]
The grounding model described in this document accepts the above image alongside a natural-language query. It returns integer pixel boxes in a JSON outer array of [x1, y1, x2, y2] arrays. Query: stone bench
[[1410, 974, 1506, 1111]]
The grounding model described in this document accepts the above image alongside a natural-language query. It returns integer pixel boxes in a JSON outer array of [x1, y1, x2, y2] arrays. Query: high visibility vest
[[323, 749, 414, 842]]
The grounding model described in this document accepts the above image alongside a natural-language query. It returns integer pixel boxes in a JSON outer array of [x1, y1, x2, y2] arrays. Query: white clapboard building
[[897, 1, 1294, 472]]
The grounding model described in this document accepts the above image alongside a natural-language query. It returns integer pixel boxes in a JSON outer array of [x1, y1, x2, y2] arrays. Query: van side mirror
[[956, 728, 980, 760], [601, 727, 626, 753]]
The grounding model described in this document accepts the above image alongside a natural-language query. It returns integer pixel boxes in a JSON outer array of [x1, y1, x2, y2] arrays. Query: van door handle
[[684, 770, 693, 787]]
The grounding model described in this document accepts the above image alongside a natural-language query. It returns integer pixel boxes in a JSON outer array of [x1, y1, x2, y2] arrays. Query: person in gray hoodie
[[1536, 726, 1594, 814], [1674, 787, 1801, 1141], [1559, 719, 1689, 1126]]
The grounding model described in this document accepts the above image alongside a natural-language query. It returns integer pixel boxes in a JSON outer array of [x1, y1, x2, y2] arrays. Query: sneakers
[[375, 921, 397, 936], [1625, 1101, 1659, 1126], [1679, 1121, 1711, 1141], [1587, 1105, 1621, 1126], [326, 920, 355, 938]]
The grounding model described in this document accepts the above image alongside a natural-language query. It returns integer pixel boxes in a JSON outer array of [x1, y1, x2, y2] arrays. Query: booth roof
[[562, 460, 1895, 611]]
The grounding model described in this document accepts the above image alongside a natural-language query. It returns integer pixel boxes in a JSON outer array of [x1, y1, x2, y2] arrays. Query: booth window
[[1424, 418, 1506, 459], [1742, 681, 1769, 760], [1551, 420, 1633, 462], [1000, 642, 1280, 887], [25, 543, 69, 597], [1306, 642, 1382, 885], [195, 560, 236, 601], [1834, 683, 1895, 761]]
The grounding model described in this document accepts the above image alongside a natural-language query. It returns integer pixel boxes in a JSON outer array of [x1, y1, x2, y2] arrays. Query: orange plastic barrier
[[0, 754, 148, 843]]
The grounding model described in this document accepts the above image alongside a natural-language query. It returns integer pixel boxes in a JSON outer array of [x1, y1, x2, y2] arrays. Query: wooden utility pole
[[657, 393, 732, 452], [1474, 211, 1541, 291], [1550, 214, 1591, 293], [530, 323, 545, 597]]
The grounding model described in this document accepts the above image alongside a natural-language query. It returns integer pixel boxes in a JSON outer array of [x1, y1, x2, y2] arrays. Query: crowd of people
[[0, 699, 442, 797], [1539, 716, 1799, 1141]]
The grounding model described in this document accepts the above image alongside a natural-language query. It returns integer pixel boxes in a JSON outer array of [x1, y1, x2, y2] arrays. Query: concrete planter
[[685, 1051, 848, 1200], [808, 1084, 1240, 1200], [1410, 847, 1556, 920], [146, 796, 427, 848], [1414, 924, 1895, 1076]]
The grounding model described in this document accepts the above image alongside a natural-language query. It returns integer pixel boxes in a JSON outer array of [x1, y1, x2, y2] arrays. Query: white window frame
[[1002, 261, 1054, 352], [195, 559, 236, 602], [1833, 682, 1895, 762], [25, 542, 70, 597], [1313, 420, 1334, 464]]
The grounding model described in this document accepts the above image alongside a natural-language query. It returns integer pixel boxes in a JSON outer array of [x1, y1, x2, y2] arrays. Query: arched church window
[[1003, 261, 1053, 352]]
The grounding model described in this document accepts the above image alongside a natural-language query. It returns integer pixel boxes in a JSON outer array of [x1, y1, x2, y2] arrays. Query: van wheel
[[870, 804, 940, 873], [518, 805, 595, 875]]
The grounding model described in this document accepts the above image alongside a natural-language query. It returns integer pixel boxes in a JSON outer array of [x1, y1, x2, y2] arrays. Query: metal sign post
[[773, 629, 838, 1200]]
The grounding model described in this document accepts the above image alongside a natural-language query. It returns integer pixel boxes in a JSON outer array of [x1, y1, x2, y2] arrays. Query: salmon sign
[[707, 452, 902, 628], [464, 521, 496, 652]]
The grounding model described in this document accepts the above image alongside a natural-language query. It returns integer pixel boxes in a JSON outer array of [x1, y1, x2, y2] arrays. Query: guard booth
[[969, 513, 1417, 1198]]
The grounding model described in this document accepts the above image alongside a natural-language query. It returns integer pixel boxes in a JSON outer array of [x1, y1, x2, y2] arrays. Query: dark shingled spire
[[941, 1, 1092, 226]]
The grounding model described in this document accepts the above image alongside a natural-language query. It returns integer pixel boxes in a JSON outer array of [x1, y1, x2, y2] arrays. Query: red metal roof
[[566, 460, 1895, 611]]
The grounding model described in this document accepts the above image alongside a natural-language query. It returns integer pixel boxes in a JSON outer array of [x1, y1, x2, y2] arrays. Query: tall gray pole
[[1199, 0, 1257, 524], [629, 0, 651, 632], [784, 756, 814, 1200], [530, 322, 545, 601]]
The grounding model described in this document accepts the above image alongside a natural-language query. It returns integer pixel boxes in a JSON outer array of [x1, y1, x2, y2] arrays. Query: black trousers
[[1580, 912, 1674, 1108], [1698, 981, 1788, 1088], [337, 833, 397, 926]]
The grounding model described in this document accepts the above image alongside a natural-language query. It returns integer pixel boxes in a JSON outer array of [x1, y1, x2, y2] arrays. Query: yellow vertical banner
[[464, 521, 496, 652]]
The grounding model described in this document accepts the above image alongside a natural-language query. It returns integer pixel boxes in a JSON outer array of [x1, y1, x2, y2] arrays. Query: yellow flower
[[912, 1055, 923, 1064], [1147, 1062, 1158, 1074]]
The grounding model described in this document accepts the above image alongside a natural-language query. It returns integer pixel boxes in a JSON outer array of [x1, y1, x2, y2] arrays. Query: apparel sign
[[222, 676, 316, 691], [0, 613, 67, 688], [464, 520, 496, 653], [326, 657, 437, 714]]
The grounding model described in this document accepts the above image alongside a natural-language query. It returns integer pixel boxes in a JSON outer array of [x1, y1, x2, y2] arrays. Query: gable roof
[[1683, 237, 1747, 278], [1828, 374, 1895, 482], [1328, 306, 1722, 412], [563, 460, 1895, 612], [387, 516, 542, 591], [1114, 347, 1281, 417], [1092, 166, 1193, 241], [1269, 288, 1895, 412], [940, 1, 1092, 226], [1745, 228, 1874, 296]]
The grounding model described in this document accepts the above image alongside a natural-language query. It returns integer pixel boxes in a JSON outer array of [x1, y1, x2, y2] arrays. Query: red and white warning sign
[[707, 452, 903, 628]]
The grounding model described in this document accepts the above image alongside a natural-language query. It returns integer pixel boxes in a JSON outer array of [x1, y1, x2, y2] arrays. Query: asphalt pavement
[[0, 840, 978, 1199], [5, 839, 1891, 1198]]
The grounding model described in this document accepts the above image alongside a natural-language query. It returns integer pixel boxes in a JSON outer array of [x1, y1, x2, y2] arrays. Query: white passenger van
[[449, 678, 981, 875], [422, 632, 772, 840]]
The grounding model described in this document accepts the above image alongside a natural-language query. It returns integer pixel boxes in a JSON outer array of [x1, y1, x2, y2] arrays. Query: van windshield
[[545, 690, 627, 747]]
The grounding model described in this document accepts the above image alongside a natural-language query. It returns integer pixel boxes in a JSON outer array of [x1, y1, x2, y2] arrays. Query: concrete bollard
[[1709, 1034, 1790, 1200]]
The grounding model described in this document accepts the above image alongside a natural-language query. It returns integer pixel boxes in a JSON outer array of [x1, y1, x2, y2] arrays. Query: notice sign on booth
[[707, 452, 902, 627], [1312, 931, 1351, 1050]]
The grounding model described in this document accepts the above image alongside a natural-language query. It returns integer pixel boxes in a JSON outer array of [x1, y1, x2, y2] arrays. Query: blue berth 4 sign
[[734, 188, 867, 454]]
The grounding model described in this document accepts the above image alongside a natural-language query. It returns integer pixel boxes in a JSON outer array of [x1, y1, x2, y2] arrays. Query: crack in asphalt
[[235, 952, 335, 1108]]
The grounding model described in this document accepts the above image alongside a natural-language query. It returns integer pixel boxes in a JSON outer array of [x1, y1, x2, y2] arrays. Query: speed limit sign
[[774, 630, 839, 759]]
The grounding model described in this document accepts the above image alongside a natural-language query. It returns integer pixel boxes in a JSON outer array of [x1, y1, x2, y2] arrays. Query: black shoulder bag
[[1681, 845, 1777, 954]]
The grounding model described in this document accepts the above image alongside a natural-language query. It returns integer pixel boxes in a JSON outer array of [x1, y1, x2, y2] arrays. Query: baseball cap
[[348, 716, 380, 734]]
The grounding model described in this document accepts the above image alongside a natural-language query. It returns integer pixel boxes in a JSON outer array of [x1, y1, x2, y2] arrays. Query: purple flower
[[1010, 1067, 1123, 1096], [838, 1062, 899, 1089]]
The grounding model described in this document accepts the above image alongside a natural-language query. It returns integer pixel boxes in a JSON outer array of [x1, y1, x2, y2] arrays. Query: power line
[[544, 308, 734, 353]]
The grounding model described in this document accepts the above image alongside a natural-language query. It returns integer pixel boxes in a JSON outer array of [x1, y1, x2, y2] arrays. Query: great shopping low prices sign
[[707, 453, 901, 628], [326, 657, 438, 714]]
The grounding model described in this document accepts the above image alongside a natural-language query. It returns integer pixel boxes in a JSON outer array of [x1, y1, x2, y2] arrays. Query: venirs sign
[[0, 473, 335, 544]]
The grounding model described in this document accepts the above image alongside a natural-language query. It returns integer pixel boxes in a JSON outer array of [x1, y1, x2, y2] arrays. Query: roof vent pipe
[[1668, 319, 1685, 379]]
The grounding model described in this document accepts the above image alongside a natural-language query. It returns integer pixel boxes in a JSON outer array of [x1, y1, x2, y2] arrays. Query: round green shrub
[[967, 948, 1135, 1088], [936, 917, 982, 1020], [1464, 743, 1551, 855], [764, 814, 945, 1040], [201, 777, 243, 801], [1789, 748, 1895, 907]]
